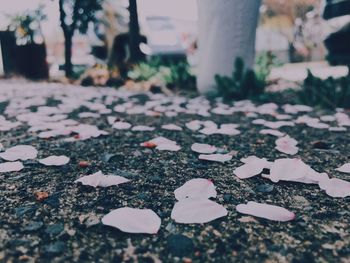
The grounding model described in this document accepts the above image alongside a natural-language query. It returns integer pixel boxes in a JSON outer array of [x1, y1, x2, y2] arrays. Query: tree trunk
[[128, 0, 142, 63], [64, 31, 73, 78], [197, 0, 261, 94]]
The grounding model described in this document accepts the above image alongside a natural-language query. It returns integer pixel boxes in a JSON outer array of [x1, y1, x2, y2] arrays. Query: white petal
[[102, 207, 161, 234], [336, 163, 350, 174], [191, 143, 217, 154], [0, 145, 38, 161], [236, 201, 295, 222], [0, 161, 24, 172], [198, 154, 232, 163], [171, 198, 227, 224], [174, 178, 217, 200], [75, 171, 130, 187], [39, 155, 70, 166]]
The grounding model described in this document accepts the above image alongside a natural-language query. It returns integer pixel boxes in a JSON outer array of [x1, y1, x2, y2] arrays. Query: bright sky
[[0, 0, 197, 40]]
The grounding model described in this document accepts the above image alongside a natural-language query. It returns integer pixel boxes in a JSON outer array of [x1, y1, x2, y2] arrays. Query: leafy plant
[[127, 58, 160, 81], [160, 61, 196, 89], [8, 6, 46, 45], [214, 57, 265, 101], [128, 57, 195, 89], [255, 51, 281, 83], [299, 70, 350, 109]]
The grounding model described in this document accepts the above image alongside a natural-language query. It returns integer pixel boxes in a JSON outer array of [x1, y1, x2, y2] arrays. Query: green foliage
[[255, 51, 281, 83], [127, 58, 160, 81], [128, 57, 195, 89], [214, 57, 265, 101], [160, 61, 196, 89], [8, 6, 46, 44], [299, 70, 350, 109], [58, 0, 103, 35]]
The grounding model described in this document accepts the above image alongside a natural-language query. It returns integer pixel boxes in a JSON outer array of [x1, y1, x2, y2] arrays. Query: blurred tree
[[262, 0, 320, 27], [128, 0, 143, 63], [57, 0, 103, 78]]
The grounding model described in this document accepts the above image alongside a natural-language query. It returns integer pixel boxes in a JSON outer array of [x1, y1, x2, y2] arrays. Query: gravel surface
[[0, 81, 349, 263]]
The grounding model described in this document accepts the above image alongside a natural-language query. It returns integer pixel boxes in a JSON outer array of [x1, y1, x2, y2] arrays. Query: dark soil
[[0, 82, 349, 263]]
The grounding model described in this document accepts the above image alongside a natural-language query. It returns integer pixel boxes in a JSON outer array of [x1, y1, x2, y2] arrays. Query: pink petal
[[335, 163, 350, 174], [234, 158, 270, 179], [259, 129, 284, 137], [275, 136, 298, 146], [174, 178, 216, 200], [156, 143, 181, 152], [171, 198, 228, 224], [0, 161, 24, 172], [185, 120, 202, 131], [329, 127, 347, 132], [75, 171, 130, 187], [275, 136, 299, 155], [236, 201, 295, 221], [319, 178, 350, 198], [102, 207, 161, 234], [269, 158, 310, 183], [161, 124, 182, 131], [306, 122, 330, 129], [198, 154, 232, 163], [275, 144, 299, 155], [112, 121, 131, 130], [0, 145, 38, 161], [39, 155, 70, 166], [131, 125, 155, 131], [191, 143, 217, 154]]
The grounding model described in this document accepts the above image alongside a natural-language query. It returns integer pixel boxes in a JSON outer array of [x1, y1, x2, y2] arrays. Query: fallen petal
[[335, 163, 350, 174], [75, 171, 130, 187], [112, 121, 132, 130], [198, 154, 232, 163], [0, 161, 24, 172], [234, 158, 269, 179], [191, 143, 217, 154], [39, 155, 70, 166], [236, 201, 295, 222], [319, 178, 350, 198], [171, 198, 227, 224], [174, 178, 216, 200], [0, 145, 38, 161], [102, 207, 161, 234]]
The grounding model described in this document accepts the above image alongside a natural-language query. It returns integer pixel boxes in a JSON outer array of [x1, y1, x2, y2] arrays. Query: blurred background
[[0, 0, 349, 84]]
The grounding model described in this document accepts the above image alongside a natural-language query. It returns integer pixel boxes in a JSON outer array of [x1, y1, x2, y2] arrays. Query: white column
[[197, 0, 261, 94]]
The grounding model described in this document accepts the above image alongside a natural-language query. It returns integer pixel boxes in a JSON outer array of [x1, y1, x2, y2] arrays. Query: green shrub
[[299, 70, 350, 109], [214, 57, 265, 101], [128, 57, 195, 89]]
